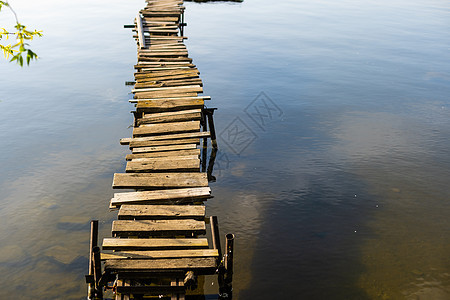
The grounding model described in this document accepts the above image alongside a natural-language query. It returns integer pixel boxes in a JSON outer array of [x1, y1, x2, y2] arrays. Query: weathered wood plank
[[125, 149, 201, 160], [138, 110, 201, 124], [112, 172, 208, 189], [134, 92, 199, 100], [102, 238, 209, 250], [118, 204, 205, 220], [112, 219, 206, 236], [127, 131, 210, 145], [133, 85, 202, 93], [115, 285, 185, 296], [136, 14, 146, 49], [111, 187, 211, 207], [129, 138, 200, 148], [101, 249, 218, 260], [105, 257, 217, 273], [125, 158, 200, 172], [135, 79, 203, 89], [131, 155, 200, 162], [134, 99, 204, 110], [133, 121, 200, 136], [131, 144, 197, 154]]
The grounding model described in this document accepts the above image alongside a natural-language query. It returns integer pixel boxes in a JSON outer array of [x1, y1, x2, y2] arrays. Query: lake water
[[0, 0, 449, 299]]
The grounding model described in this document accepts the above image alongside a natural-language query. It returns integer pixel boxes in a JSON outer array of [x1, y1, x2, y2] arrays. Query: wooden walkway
[[86, 1, 233, 299]]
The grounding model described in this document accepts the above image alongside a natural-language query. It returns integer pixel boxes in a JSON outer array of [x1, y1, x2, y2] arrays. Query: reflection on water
[[0, 0, 449, 298]]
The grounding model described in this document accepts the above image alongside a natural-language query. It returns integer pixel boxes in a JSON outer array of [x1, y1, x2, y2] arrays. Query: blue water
[[1, 0, 449, 298]]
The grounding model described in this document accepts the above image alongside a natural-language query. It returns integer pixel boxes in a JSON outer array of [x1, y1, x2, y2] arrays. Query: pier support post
[[93, 246, 103, 299], [210, 216, 222, 260], [219, 233, 234, 299], [204, 108, 218, 149], [88, 220, 98, 299]]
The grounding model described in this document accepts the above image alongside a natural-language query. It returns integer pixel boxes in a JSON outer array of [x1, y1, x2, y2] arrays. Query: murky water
[[1, 0, 449, 299]]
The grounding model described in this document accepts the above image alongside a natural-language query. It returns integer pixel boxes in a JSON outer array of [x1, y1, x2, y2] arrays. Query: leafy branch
[[0, 1, 43, 66]]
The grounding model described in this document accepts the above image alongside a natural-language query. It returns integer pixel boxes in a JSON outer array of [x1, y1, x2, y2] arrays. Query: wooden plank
[[138, 57, 191, 63], [133, 121, 200, 136], [135, 69, 199, 77], [135, 74, 199, 83], [134, 92, 199, 100], [130, 155, 200, 161], [112, 172, 208, 189], [102, 249, 218, 260], [131, 144, 197, 154], [134, 99, 204, 110], [110, 187, 211, 207], [118, 204, 205, 220], [105, 257, 217, 273], [136, 61, 193, 66], [111, 219, 206, 236], [125, 149, 201, 160], [129, 138, 200, 148], [102, 238, 209, 250], [128, 131, 210, 144], [136, 14, 146, 49], [133, 85, 202, 93], [133, 96, 209, 103], [138, 109, 201, 124], [115, 285, 185, 296], [125, 157, 200, 172], [135, 79, 203, 88]]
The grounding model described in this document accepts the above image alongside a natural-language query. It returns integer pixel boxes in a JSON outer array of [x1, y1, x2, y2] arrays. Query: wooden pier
[[86, 1, 233, 299]]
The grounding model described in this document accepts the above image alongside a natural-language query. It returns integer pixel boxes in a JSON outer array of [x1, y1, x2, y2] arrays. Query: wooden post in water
[[88, 220, 99, 299], [93, 246, 103, 299], [205, 108, 218, 149], [210, 216, 222, 260], [219, 233, 234, 299], [225, 234, 234, 281]]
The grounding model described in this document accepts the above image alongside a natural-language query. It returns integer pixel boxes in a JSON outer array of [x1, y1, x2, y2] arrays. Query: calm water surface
[[1, 0, 449, 299]]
